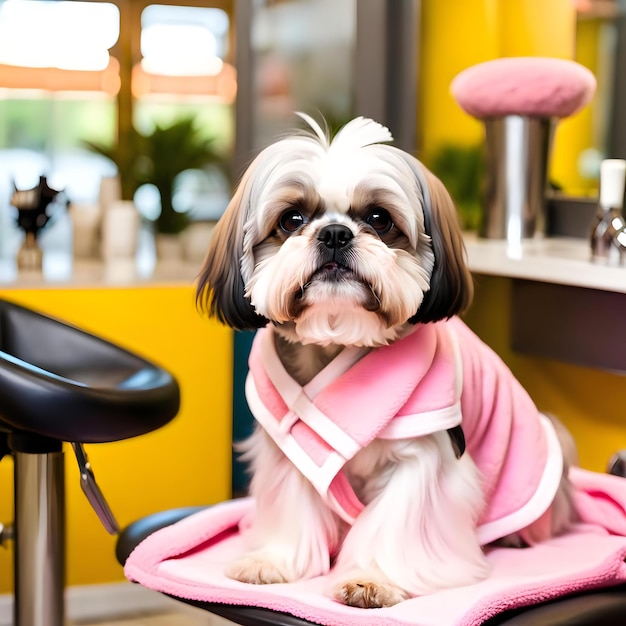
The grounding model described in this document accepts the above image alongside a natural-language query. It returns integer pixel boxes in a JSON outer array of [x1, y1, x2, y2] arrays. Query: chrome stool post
[[13, 438, 65, 626]]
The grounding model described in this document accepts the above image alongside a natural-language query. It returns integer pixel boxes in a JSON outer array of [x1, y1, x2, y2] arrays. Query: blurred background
[[0, 0, 621, 260]]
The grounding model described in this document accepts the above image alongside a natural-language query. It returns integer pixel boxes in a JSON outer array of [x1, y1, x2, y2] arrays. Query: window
[[0, 1, 121, 260], [0, 1, 235, 262], [0, 1, 120, 96], [133, 5, 234, 222]]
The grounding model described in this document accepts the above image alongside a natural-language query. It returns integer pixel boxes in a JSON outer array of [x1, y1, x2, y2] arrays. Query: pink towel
[[125, 467, 626, 625]]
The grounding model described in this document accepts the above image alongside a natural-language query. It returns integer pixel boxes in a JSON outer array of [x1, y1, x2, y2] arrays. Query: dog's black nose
[[317, 224, 354, 249]]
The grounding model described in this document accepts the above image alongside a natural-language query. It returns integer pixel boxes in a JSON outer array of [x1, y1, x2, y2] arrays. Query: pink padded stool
[[451, 57, 596, 242]]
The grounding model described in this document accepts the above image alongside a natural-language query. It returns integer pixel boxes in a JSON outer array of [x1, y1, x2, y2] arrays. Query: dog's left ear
[[409, 165, 474, 324], [196, 168, 269, 330]]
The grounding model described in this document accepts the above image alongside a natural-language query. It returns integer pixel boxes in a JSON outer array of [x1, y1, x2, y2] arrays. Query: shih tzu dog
[[196, 114, 577, 609]]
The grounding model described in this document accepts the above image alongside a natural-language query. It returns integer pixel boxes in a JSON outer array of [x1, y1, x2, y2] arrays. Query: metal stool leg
[[14, 449, 65, 626]]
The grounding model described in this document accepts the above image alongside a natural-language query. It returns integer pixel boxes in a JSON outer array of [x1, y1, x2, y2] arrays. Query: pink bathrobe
[[246, 317, 563, 545]]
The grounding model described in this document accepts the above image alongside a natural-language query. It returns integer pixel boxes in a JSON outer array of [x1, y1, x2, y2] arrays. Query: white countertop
[[0, 229, 201, 289], [0, 254, 200, 289], [464, 233, 626, 294], [2, 227, 625, 294]]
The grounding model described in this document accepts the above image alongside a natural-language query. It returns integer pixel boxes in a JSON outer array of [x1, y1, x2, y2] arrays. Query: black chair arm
[[115, 506, 208, 565], [483, 586, 626, 625]]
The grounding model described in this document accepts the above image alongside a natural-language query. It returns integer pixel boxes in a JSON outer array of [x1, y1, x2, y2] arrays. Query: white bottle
[[590, 159, 626, 265]]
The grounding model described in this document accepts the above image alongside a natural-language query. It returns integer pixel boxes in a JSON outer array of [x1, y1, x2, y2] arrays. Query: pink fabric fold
[[125, 473, 626, 626], [246, 322, 463, 523]]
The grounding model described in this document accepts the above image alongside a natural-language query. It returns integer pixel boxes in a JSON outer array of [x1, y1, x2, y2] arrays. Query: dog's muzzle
[[313, 223, 356, 278]]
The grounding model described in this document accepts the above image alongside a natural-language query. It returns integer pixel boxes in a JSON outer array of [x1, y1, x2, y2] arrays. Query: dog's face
[[197, 115, 472, 347]]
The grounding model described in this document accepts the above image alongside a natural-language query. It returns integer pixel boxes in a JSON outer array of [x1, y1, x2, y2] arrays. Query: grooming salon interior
[[0, 0, 625, 624]]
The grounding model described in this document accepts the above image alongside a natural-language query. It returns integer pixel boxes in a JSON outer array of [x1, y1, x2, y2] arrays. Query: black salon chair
[[0, 298, 180, 626], [117, 456, 626, 626]]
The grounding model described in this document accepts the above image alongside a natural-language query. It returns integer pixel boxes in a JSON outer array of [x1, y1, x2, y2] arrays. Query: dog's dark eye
[[279, 209, 305, 233], [365, 208, 393, 235]]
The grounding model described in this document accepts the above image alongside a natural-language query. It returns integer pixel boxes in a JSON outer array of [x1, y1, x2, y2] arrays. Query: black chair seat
[[116, 507, 626, 626], [0, 298, 180, 443]]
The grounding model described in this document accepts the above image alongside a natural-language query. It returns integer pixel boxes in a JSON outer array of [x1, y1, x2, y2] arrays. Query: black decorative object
[[11, 176, 61, 235], [10, 176, 63, 271]]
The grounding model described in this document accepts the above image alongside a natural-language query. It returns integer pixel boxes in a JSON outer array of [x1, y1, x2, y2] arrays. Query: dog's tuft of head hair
[[197, 114, 472, 346]]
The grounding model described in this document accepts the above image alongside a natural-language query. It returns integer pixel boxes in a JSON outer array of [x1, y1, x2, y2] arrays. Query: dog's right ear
[[196, 173, 269, 330]]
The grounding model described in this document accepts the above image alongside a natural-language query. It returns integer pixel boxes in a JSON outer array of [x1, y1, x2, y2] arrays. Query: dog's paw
[[334, 578, 409, 608], [225, 555, 289, 585]]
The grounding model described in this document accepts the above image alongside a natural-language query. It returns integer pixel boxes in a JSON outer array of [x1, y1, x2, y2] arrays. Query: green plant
[[84, 117, 226, 234], [83, 127, 149, 201], [142, 116, 226, 235], [429, 143, 484, 231]]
